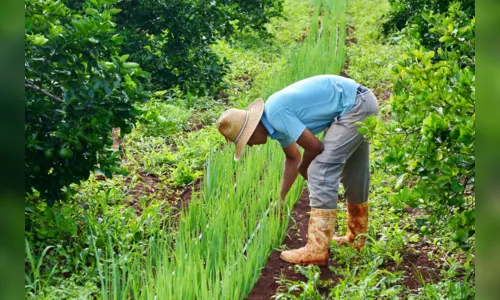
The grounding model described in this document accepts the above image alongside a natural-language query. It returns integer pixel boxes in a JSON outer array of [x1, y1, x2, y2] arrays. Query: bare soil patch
[[171, 178, 201, 212], [112, 127, 121, 151], [383, 241, 441, 292], [122, 173, 200, 216], [103, 127, 201, 216]]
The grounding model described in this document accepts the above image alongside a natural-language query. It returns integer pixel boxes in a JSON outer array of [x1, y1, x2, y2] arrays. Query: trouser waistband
[[356, 85, 369, 95]]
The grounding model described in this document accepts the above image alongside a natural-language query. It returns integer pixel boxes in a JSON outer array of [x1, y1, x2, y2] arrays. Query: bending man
[[216, 75, 379, 266]]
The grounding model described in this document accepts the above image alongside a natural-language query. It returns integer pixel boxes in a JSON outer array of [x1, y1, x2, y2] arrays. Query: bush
[[368, 2, 475, 249], [25, 0, 151, 204], [382, 0, 474, 49]]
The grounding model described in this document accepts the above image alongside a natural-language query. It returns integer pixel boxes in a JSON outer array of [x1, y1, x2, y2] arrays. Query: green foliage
[[345, 0, 410, 91], [411, 264, 475, 299], [382, 0, 474, 49], [25, 0, 151, 204], [88, 0, 283, 93], [370, 3, 475, 249], [25, 177, 171, 299], [275, 265, 333, 299], [123, 122, 225, 184], [136, 99, 192, 138]]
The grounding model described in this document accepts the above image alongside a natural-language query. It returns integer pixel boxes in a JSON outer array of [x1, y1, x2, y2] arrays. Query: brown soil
[[188, 117, 206, 132], [345, 25, 357, 47], [248, 190, 339, 300], [125, 173, 200, 216], [106, 121, 204, 216], [112, 127, 121, 151], [121, 171, 170, 216], [383, 241, 441, 292], [171, 178, 201, 212], [296, 29, 309, 43]]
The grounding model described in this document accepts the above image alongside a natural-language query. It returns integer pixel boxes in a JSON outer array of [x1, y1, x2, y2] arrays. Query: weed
[[275, 265, 333, 299]]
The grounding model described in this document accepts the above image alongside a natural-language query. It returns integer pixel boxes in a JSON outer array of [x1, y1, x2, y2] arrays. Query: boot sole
[[280, 257, 328, 266], [295, 259, 328, 266]]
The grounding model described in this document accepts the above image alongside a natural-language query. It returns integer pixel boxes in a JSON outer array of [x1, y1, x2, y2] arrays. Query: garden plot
[[102, 142, 304, 299]]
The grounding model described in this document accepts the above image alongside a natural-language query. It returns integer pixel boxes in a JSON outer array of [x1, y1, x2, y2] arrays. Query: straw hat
[[216, 98, 264, 160]]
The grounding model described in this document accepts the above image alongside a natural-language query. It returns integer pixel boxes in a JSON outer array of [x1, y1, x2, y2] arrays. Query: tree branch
[[25, 78, 63, 103]]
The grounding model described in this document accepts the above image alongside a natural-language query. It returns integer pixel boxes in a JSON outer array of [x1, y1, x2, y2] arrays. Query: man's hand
[[296, 129, 324, 181]]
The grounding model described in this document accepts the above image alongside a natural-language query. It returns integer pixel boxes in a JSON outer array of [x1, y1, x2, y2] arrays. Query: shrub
[[367, 3, 475, 249], [382, 0, 474, 49], [25, 0, 151, 204]]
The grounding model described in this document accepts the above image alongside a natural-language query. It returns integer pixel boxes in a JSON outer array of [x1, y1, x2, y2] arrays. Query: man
[[216, 75, 378, 266]]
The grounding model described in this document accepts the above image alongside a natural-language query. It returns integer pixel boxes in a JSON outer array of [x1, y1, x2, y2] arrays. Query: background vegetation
[[25, 0, 284, 204]]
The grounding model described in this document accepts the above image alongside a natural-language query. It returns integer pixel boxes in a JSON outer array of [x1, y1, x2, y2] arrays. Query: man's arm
[[296, 129, 324, 180], [281, 142, 301, 201], [280, 128, 324, 199]]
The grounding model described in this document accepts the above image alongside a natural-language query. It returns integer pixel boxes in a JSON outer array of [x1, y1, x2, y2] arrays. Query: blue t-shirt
[[261, 75, 358, 147]]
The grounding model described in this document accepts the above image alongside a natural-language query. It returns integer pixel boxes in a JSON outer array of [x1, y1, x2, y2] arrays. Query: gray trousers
[[307, 88, 379, 209]]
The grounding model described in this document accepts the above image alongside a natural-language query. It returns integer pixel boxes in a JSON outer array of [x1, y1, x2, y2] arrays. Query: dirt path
[[247, 190, 338, 299]]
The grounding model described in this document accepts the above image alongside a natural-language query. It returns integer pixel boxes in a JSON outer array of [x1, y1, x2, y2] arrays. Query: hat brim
[[234, 98, 264, 160]]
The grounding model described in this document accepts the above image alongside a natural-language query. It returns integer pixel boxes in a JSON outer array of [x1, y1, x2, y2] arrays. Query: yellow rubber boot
[[332, 202, 368, 250], [280, 208, 337, 266]]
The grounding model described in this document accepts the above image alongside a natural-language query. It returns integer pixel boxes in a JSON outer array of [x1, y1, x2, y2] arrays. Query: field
[[25, 0, 475, 299]]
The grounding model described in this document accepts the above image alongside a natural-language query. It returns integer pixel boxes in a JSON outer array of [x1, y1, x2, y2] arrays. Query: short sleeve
[[274, 132, 294, 148], [269, 109, 306, 143]]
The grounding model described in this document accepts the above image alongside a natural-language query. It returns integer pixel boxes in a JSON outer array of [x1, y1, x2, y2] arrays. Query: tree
[[65, 0, 284, 93], [25, 0, 150, 203]]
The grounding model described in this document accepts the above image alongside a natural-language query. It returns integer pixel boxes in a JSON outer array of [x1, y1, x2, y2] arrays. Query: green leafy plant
[[381, 0, 474, 50], [411, 262, 475, 299], [275, 265, 333, 299], [93, 0, 283, 93], [25, 177, 171, 298], [368, 2, 475, 249], [25, 0, 151, 204], [136, 100, 192, 138]]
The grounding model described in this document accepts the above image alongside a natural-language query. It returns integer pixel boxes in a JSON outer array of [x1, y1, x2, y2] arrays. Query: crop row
[[98, 143, 303, 299]]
